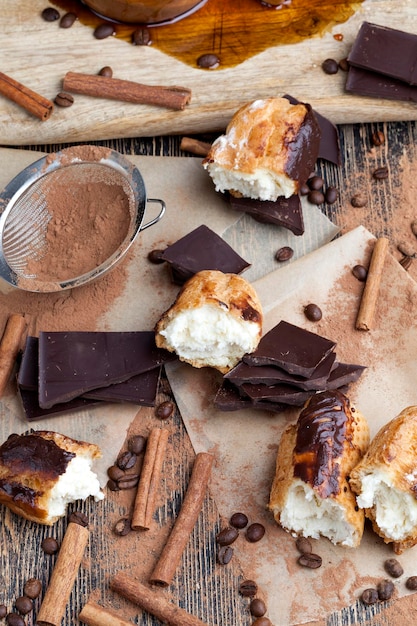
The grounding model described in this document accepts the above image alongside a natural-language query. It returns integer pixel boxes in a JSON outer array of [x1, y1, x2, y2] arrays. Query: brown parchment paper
[[166, 225, 417, 626], [0, 147, 338, 486]]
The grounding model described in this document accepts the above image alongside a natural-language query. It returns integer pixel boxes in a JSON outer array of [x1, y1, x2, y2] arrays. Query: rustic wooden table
[[1, 118, 417, 626]]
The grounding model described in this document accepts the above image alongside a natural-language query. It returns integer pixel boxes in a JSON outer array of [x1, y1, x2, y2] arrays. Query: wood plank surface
[[0, 0, 416, 146]]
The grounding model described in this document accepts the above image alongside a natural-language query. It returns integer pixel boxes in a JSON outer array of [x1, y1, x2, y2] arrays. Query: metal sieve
[[0, 146, 165, 292]]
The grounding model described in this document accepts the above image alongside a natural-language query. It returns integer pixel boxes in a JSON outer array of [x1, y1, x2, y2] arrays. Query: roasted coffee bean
[[361, 588, 379, 605], [107, 478, 120, 491], [350, 192, 367, 207], [397, 241, 416, 258], [371, 130, 385, 146], [94, 23, 115, 39], [322, 58, 339, 74], [108, 464, 125, 481], [23, 578, 42, 599], [148, 249, 165, 264], [373, 166, 389, 180], [308, 175, 324, 191], [41, 7, 60, 21], [217, 545, 234, 565], [252, 618, 272, 626], [69, 511, 89, 527], [197, 53, 220, 69], [5, 613, 25, 626], [384, 558, 403, 578], [155, 400, 174, 420], [0, 606, 6, 619], [245, 522, 265, 543], [117, 473, 140, 490], [216, 526, 239, 546], [60, 12, 77, 28], [14, 596, 32, 615], [295, 536, 312, 554], [230, 512, 248, 529], [41, 537, 59, 555], [308, 190, 325, 205], [399, 255, 413, 270], [128, 435, 147, 455], [406, 576, 417, 590], [352, 264, 368, 282], [98, 66, 113, 77], [377, 579, 395, 601], [250, 598, 267, 617], [299, 182, 310, 196], [117, 450, 137, 470], [54, 92, 74, 107], [325, 186, 338, 204], [338, 58, 349, 71], [298, 552, 322, 569], [113, 517, 132, 536], [239, 579, 258, 597], [132, 27, 152, 45], [275, 246, 294, 263], [304, 303, 322, 322]]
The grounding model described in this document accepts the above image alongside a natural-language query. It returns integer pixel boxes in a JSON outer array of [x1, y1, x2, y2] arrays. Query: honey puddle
[[51, 0, 364, 69]]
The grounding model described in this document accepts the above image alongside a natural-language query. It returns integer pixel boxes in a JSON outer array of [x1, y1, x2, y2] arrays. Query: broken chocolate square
[[243, 320, 336, 378], [213, 380, 287, 413], [228, 193, 304, 236], [240, 382, 313, 406], [83, 367, 161, 405], [326, 362, 366, 390], [161, 224, 251, 285], [346, 66, 417, 103]]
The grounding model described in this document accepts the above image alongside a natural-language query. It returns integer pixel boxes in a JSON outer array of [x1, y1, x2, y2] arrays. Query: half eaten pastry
[[155, 269, 263, 373], [202, 97, 321, 201], [349, 406, 417, 554], [269, 390, 370, 547], [0, 430, 104, 525]]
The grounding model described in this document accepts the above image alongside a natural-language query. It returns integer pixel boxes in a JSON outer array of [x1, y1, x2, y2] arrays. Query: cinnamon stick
[[131, 427, 169, 530], [79, 600, 134, 626], [355, 237, 389, 331], [36, 522, 89, 626], [0, 313, 27, 397], [63, 72, 192, 110], [0, 71, 53, 120], [149, 452, 214, 587], [110, 572, 210, 626], [180, 137, 212, 157]]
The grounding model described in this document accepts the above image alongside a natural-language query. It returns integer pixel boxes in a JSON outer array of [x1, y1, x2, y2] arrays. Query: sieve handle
[[140, 198, 166, 231]]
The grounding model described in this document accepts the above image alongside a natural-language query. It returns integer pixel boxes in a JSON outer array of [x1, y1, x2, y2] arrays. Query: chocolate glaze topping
[[0, 433, 75, 478], [293, 390, 351, 498]]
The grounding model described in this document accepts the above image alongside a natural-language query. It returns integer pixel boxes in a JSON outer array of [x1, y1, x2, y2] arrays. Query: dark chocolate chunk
[[346, 65, 417, 103], [17, 336, 39, 390], [161, 225, 250, 285], [83, 367, 161, 406], [213, 381, 287, 413], [243, 320, 336, 378], [347, 22, 417, 86], [38, 331, 175, 409], [240, 382, 313, 406], [283, 94, 341, 166], [18, 388, 99, 421], [228, 193, 304, 236], [226, 351, 337, 391], [325, 362, 366, 390]]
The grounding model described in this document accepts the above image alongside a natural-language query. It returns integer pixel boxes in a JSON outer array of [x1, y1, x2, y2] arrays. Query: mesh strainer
[[0, 146, 165, 292]]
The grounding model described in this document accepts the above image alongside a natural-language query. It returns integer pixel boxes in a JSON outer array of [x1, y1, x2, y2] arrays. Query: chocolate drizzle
[[0, 433, 75, 479], [293, 390, 351, 498]]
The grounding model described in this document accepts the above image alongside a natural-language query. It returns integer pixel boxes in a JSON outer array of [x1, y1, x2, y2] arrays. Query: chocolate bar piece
[[240, 382, 313, 406], [18, 388, 99, 421], [161, 224, 250, 285], [346, 66, 417, 103], [326, 362, 366, 390], [228, 193, 304, 236], [283, 94, 341, 166], [17, 336, 39, 390], [38, 331, 175, 409], [213, 380, 287, 413], [243, 320, 336, 378], [225, 352, 336, 391], [83, 367, 161, 405], [348, 22, 417, 86]]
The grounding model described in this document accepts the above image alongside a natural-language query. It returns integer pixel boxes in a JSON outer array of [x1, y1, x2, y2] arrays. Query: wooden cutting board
[[0, 0, 416, 146]]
